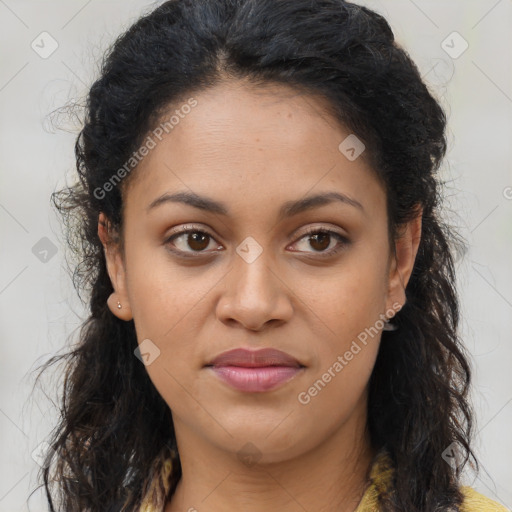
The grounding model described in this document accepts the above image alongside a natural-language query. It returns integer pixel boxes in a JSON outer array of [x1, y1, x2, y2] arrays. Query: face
[[99, 80, 420, 464]]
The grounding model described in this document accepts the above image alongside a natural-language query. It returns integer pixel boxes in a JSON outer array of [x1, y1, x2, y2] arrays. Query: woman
[[35, 0, 508, 511]]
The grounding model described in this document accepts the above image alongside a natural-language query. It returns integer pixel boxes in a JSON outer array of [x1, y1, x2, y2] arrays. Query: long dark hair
[[32, 0, 477, 510]]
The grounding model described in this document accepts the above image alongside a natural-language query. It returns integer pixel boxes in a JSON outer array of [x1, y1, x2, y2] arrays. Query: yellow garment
[[139, 450, 510, 512], [354, 450, 509, 512]]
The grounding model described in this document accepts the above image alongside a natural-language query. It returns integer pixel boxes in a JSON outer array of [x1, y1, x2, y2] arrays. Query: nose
[[215, 247, 294, 331]]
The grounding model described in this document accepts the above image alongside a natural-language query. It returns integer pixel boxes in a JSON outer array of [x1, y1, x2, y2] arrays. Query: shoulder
[[460, 486, 510, 512]]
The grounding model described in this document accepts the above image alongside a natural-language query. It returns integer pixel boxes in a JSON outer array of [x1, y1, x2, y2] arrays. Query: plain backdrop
[[1, 1, 511, 510]]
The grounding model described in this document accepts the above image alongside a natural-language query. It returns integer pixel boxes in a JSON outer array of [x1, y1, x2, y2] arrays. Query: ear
[[97, 212, 133, 321], [385, 206, 422, 315]]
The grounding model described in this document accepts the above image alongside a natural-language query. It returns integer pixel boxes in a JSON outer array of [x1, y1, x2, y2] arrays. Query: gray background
[[0, 0, 511, 510]]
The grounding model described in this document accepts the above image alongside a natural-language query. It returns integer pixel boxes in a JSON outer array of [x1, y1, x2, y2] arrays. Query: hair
[[32, 0, 478, 510]]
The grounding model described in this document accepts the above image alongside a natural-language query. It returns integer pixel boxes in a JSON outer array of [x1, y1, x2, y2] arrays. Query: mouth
[[204, 347, 305, 392]]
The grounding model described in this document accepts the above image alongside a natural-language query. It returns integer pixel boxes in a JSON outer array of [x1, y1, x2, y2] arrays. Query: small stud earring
[[117, 301, 122, 309]]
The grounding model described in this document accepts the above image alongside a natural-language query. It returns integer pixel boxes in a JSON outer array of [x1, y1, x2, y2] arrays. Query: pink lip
[[210, 366, 303, 392], [205, 348, 305, 392]]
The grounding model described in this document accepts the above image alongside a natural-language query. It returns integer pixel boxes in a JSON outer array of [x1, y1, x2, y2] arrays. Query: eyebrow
[[146, 190, 364, 219]]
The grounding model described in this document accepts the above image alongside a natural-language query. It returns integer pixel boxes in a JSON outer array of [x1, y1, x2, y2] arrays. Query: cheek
[[123, 247, 220, 409], [294, 267, 386, 421], [302, 243, 390, 337], [296, 245, 389, 393], [124, 241, 212, 337]]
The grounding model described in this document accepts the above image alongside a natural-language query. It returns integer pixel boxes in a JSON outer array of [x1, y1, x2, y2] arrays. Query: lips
[[205, 348, 305, 393], [205, 348, 303, 368]]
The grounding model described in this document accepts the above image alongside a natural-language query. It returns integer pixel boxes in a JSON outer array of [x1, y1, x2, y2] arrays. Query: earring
[[383, 318, 397, 331], [117, 300, 122, 309]]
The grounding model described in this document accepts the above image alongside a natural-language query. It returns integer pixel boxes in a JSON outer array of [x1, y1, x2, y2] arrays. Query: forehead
[[121, 80, 385, 221]]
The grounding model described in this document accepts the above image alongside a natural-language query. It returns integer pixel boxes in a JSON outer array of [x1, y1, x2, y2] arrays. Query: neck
[[166, 406, 376, 512]]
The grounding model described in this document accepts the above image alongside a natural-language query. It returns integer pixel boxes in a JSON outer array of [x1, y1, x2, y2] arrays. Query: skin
[[98, 79, 421, 512]]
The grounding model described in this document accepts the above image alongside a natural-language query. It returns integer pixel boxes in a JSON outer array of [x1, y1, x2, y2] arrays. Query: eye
[[165, 226, 221, 257], [289, 227, 350, 258], [164, 225, 350, 259]]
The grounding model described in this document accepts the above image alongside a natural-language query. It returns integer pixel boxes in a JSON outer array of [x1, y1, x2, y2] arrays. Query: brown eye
[[165, 229, 220, 256], [184, 232, 210, 251], [308, 232, 331, 252], [291, 229, 349, 257]]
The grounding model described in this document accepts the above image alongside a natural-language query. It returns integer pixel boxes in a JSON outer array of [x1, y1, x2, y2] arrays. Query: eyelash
[[164, 224, 350, 259]]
